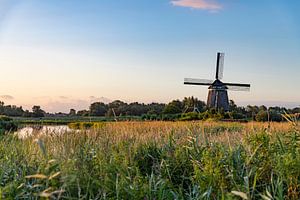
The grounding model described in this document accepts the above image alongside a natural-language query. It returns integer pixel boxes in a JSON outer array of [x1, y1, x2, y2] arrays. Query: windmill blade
[[216, 52, 225, 80], [224, 82, 251, 91], [184, 78, 213, 86], [226, 85, 250, 91]]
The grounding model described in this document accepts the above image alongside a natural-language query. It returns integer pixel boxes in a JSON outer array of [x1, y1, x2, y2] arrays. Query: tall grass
[[0, 121, 299, 199]]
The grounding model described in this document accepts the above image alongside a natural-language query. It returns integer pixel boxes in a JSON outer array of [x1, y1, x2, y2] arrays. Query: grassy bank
[[0, 122, 299, 199], [12, 116, 142, 125]]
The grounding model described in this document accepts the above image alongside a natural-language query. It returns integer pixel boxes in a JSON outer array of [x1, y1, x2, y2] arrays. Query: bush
[[161, 114, 181, 121], [198, 110, 224, 121], [269, 111, 283, 122], [230, 111, 246, 119], [255, 110, 268, 122], [0, 116, 18, 134], [180, 112, 199, 121], [142, 114, 159, 121], [255, 110, 283, 122]]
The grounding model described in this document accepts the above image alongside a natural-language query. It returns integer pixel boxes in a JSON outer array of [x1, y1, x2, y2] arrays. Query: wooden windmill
[[184, 52, 250, 111]]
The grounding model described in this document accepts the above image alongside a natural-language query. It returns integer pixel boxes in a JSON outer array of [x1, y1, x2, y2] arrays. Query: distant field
[[0, 121, 299, 199]]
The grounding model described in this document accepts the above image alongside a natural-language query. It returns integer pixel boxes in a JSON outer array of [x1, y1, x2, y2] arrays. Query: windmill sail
[[216, 52, 224, 80], [184, 78, 213, 86], [183, 52, 251, 111], [224, 82, 250, 91]]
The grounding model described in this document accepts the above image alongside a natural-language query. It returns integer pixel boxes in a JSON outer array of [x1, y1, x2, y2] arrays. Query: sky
[[0, 0, 299, 112]]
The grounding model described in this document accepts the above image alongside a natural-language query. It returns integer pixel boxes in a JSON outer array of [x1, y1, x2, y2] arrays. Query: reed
[[0, 121, 299, 199]]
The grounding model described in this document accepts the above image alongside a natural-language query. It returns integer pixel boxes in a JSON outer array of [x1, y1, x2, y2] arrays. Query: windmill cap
[[208, 79, 228, 89]]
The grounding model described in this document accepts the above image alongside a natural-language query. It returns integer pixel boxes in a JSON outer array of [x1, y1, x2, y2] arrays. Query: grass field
[[0, 121, 299, 199]]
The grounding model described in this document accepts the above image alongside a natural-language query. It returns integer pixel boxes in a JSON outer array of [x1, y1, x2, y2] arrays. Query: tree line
[[0, 101, 45, 118], [72, 98, 300, 122], [0, 98, 299, 122]]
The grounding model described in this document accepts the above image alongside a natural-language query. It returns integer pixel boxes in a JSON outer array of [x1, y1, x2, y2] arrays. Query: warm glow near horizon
[[0, 0, 300, 112]]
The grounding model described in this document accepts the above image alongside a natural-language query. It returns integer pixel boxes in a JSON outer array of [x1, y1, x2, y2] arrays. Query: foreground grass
[[0, 122, 299, 199]]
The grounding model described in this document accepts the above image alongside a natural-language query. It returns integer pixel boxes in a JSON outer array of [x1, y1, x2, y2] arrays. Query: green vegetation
[[0, 101, 46, 118], [13, 116, 142, 125], [0, 121, 299, 199], [0, 116, 18, 135], [1, 97, 299, 123]]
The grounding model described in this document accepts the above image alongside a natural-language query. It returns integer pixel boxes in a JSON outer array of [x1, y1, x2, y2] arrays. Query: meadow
[[0, 120, 299, 199]]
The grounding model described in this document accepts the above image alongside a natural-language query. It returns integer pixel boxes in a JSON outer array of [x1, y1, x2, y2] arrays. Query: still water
[[15, 125, 72, 139]]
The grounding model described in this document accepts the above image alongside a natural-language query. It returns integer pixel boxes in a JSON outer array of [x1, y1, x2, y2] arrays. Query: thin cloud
[[0, 95, 14, 100], [171, 0, 222, 11]]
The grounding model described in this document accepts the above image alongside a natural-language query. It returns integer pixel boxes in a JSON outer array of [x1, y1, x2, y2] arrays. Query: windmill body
[[207, 79, 229, 111], [184, 53, 250, 111]]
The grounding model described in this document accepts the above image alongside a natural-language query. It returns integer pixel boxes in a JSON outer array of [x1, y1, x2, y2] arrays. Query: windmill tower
[[184, 52, 250, 111]]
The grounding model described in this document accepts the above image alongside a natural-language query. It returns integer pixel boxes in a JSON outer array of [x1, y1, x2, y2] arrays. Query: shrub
[[0, 116, 18, 134], [179, 112, 199, 121], [269, 111, 283, 122], [256, 110, 268, 122]]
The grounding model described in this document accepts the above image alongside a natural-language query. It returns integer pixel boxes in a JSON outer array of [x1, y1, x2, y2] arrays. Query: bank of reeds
[[0, 121, 299, 199]]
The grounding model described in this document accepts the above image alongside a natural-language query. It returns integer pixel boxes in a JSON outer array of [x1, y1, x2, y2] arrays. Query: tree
[[77, 110, 89, 116], [147, 103, 165, 115], [69, 109, 76, 116], [182, 96, 206, 112], [163, 100, 183, 114], [89, 102, 107, 116], [269, 110, 282, 122], [108, 100, 127, 116], [0, 101, 24, 116], [125, 102, 148, 116], [246, 105, 259, 119], [23, 110, 32, 117], [255, 110, 268, 122], [291, 107, 300, 114], [259, 105, 267, 111], [229, 100, 238, 111], [32, 106, 45, 117]]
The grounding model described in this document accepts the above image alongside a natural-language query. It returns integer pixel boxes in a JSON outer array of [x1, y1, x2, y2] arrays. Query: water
[[15, 125, 72, 139]]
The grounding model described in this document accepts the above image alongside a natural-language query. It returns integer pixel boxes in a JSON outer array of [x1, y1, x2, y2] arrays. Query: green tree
[[182, 96, 206, 112], [246, 105, 259, 119], [32, 105, 45, 117], [163, 100, 183, 114], [69, 109, 76, 116], [229, 100, 238, 111], [269, 110, 282, 122], [126, 102, 148, 116], [77, 110, 89, 116], [89, 102, 107, 116], [259, 105, 267, 111], [108, 100, 127, 116], [255, 110, 268, 122], [147, 103, 165, 115], [22, 110, 32, 117], [291, 107, 300, 114]]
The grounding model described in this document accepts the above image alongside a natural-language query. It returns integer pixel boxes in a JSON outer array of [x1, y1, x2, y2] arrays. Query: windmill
[[184, 52, 250, 111]]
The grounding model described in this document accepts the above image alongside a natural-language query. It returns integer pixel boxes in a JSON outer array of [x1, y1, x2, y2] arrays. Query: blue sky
[[0, 0, 299, 112]]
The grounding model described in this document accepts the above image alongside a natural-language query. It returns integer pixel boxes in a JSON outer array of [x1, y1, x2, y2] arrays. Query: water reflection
[[15, 125, 72, 139]]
